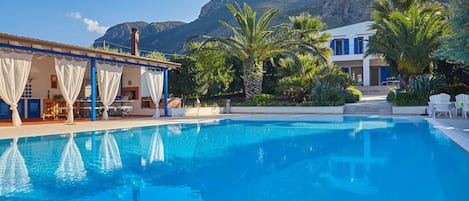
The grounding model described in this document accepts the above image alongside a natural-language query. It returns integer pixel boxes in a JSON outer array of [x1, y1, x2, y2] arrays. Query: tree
[[168, 56, 197, 100], [367, 0, 450, 88], [436, 0, 469, 74], [190, 3, 328, 100], [190, 42, 234, 98], [288, 13, 331, 58], [145, 51, 168, 61], [276, 13, 332, 102]]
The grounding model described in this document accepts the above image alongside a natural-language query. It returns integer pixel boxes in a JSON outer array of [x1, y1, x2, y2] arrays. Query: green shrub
[[252, 93, 274, 105], [277, 76, 310, 103], [344, 86, 362, 103], [394, 92, 426, 106], [409, 74, 447, 103], [309, 80, 345, 106], [387, 91, 396, 103]]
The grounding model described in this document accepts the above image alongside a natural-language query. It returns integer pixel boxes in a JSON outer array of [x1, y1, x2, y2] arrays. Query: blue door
[[27, 99, 41, 118], [380, 66, 391, 84], [0, 99, 25, 119]]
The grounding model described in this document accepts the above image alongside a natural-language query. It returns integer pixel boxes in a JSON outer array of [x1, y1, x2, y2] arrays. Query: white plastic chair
[[455, 94, 469, 118], [456, 94, 469, 119], [431, 93, 453, 118], [428, 94, 438, 117]]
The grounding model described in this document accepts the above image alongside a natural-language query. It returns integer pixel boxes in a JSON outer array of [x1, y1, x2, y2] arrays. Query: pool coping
[[0, 114, 468, 153], [426, 118, 469, 153]]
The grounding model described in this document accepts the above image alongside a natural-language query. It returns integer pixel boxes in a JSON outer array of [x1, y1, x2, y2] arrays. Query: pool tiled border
[[426, 118, 469, 153], [1, 115, 468, 154]]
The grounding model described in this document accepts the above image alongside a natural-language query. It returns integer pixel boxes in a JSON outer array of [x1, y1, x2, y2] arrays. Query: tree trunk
[[243, 63, 263, 101], [399, 72, 411, 91]]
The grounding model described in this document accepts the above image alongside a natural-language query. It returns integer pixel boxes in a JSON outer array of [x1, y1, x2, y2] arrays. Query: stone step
[[355, 86, 392, 96], [344, 102, 392, 115]]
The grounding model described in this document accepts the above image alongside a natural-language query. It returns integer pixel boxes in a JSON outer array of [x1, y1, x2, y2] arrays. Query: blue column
[[164, 69, 169, 117], [90, 58, 97, 121]]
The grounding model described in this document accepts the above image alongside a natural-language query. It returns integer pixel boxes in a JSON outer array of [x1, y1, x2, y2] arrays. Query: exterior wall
[[122, 67, 145, 115], [30, 56, 59, 99], [324, 21, 390, 86]]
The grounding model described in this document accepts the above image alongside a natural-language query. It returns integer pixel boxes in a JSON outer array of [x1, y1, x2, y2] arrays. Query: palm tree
[[190, 3, 328, 100], [367, 0, 449, 88]]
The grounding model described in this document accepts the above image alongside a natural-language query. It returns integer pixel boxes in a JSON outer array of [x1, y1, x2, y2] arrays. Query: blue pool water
[[0, 117, 468, 201]]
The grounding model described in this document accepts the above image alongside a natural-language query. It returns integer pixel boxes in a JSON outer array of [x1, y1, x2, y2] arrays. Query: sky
[[0, 0, 210, 47]]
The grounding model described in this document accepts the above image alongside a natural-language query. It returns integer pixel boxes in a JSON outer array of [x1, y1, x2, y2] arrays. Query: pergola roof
[[0, 32, 181, 69]]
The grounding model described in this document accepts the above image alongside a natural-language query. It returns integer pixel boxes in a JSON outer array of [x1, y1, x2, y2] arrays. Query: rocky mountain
[[92, 0, 442, 54]]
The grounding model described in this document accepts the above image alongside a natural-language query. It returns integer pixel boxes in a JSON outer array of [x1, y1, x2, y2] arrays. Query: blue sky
[[0, 0, 210, 47]]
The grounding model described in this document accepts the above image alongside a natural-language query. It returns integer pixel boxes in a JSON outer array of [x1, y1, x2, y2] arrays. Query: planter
[[230, 106, 343, 114], [170, 107, 224, 117], [392, 106, 428, 115]]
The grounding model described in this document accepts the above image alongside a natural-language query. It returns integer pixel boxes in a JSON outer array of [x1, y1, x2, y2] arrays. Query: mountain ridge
[[92, 0, 445, 54]]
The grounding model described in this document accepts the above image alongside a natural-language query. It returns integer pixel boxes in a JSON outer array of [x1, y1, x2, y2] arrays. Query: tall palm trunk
[[243, 62, 263, 100]]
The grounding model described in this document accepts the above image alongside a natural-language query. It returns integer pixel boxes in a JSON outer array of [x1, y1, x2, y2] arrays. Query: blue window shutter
[[344, 39, 349, 55], [354, 37, 359, 54], [330, 40, 335, 55]]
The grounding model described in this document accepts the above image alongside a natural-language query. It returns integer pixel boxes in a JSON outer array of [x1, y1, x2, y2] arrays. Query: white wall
[[30, 56, 60, 99]]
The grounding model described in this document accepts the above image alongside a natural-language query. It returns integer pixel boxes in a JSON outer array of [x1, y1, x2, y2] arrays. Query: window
[[335, 39, 343, 55], [354, 37, 364, 54], [330, 38, 349, 55], [50, 75, 58, 89]]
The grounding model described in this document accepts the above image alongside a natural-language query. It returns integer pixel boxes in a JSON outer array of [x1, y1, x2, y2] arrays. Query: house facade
[[324, 21, 392, 86]]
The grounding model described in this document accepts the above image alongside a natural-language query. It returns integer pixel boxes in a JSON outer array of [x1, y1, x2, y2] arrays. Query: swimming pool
[[0, 116, 468, 201]]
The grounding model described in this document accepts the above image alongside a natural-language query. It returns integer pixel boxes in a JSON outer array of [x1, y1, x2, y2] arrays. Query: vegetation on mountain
[[94, 0, 388, 54]]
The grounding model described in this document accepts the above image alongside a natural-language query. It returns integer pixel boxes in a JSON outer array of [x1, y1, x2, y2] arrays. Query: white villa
[[324, 21, 392, 86], [0, 31, 180, 126]]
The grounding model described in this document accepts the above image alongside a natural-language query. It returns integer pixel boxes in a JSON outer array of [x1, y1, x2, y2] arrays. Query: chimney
[[131, 28, 139, 56]]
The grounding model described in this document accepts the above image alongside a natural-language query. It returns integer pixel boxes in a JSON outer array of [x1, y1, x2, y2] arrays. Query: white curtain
[[56, 133, 86, 182], [0, 51, 32, 126], [99, 131, 122, 172], [97, 63, 123, 120], [148, 127, 164, 163], [145, 71, 164, 118], [55, 58, 87, 123], [0, 138, 31, 195]]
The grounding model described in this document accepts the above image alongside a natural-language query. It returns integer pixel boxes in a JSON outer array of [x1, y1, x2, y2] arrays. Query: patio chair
[[456, 94, 469, 119], [428, 94, 438, 117], [430, 93, 453, 118], [455, 94, 469, 118]]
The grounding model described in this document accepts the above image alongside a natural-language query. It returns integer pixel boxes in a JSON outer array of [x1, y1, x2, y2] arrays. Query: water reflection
[[147, 127, 164, 163], [168, 124, 182, 135], [0, 138, 31, 196], [99, 130, 122, 172], [324, 131, 387, 195], [56, 133, 86, 182]]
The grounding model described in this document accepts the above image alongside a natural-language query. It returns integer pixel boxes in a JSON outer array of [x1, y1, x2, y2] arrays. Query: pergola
[[0, 32, 181, 125]]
